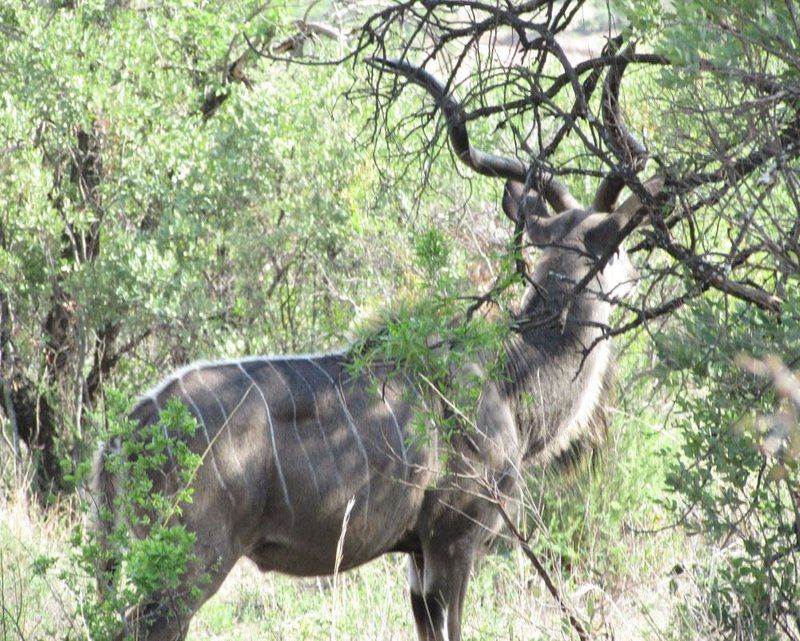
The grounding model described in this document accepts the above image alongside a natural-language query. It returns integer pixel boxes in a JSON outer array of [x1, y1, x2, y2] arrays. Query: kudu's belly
[[246, 468, 429, 576]]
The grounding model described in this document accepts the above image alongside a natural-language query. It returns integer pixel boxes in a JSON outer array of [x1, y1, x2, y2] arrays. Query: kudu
[[93, 55, 649, 641]]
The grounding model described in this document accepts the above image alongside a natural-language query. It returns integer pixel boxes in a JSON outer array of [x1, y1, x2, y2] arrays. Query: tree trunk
[[14, 121, 107, 493]]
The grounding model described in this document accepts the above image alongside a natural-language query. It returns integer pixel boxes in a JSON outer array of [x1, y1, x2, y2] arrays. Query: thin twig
[[493, 496, 591, 641]]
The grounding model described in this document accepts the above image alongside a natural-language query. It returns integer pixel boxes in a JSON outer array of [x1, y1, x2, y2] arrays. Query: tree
[[0, 1, 397, 494], [357, 0, 796, 312], [354, 1, 800, 638]]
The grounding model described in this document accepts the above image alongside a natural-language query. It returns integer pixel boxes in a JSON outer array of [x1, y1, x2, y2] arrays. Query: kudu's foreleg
[[116, 566, 232, 641], [407, 544, 473, 641], [409, 553, 437, 641]]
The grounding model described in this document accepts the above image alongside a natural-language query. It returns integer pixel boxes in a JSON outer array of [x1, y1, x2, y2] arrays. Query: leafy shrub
[[656, 285, 800, 640], [33, 394, 203, 640]]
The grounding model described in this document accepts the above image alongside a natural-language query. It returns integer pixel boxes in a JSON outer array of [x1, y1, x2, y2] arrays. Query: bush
[[31, 394, 203, 640], [656, 286, 800, 640]]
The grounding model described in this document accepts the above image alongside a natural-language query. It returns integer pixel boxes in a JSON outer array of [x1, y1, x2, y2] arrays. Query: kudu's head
[[501, 179, 640, 309], [372, 54, 649, 315]]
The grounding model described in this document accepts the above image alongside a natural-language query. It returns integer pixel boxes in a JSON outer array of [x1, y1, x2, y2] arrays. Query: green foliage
[[107, 395, 201, 525], [1, 0, 472, 489], [654, 283, 800, 639], [525, 338, 679, 587], [350, 225, 512, 453], [125, 525, 199, 604], [31, 394, 204, 640], [615, 0, 799, 69], [414, 227, 452, 277]]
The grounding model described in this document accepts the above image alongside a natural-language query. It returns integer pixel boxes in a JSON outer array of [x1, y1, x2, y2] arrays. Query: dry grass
[[0, 464, 86, 641], [0, 478, 697, 641], [183, 533, 693, 641]]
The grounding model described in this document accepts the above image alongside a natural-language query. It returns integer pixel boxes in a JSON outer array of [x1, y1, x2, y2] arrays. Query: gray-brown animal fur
[[92, 56, 651, 641]]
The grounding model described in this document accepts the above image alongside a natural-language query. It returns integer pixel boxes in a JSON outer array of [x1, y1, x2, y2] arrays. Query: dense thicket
[[1, 1, 800, 639], [0, 1, 481, 493]]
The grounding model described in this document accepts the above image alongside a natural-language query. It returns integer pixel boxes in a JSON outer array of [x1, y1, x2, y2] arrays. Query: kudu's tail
[[90, 441, 119, 595]]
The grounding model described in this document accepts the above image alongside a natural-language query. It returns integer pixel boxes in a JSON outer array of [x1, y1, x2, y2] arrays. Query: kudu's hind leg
[[116, 543, 237, 641], [408, 546, 473, 641], [408, 553, 437, 641]]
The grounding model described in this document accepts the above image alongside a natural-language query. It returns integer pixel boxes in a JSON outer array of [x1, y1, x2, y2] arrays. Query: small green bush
[[33, 394, 203, 640]]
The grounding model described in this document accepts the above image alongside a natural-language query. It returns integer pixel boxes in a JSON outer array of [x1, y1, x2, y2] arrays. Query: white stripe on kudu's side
[[237, 363, 294, 519], [288, 360, 346, 487], [177, 377, 235, 506], [381, 391, 409, 481], [266, 361, 321, 496], [306, 358, 372, 527], [192, 367, 246, 474]]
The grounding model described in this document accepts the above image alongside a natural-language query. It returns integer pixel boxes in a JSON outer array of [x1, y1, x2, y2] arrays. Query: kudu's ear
[[585, 175, 665, 255], [502, 180, 550, 222], [502, 180, 564, 246]]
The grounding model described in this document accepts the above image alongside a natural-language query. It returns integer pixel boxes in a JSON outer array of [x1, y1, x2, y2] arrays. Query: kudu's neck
[[504, 258, 614, 463]]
